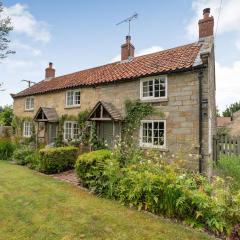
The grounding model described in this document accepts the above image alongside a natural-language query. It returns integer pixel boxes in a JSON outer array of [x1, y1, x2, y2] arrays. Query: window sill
[[140, 97, 168, 103], [24, 109, 34, 112], [64, 105, 81, 109], [140, 146, 169, 152]]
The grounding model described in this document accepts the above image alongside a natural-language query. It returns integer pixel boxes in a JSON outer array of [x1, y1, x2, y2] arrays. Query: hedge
[[39, 146, 78, 174]]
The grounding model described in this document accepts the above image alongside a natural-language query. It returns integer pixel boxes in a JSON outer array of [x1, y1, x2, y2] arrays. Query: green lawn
[[0, 161, 215, 240]]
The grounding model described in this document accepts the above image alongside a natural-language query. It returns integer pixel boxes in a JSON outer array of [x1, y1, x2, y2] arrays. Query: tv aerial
[[116, 13, 138, 36], [22, 79, 36, 88]]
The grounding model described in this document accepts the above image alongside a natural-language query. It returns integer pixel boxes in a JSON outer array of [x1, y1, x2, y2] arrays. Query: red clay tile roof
[[217, 117, 232, 127], [12, 43, 202, 98]]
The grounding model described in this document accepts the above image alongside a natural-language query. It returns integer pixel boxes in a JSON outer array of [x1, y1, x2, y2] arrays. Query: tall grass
[[216, 155, 240, 189], [0, 139, 15, 160]]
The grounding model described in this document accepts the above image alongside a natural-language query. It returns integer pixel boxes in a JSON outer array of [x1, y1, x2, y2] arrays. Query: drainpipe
[[198, 70, 204, 173]]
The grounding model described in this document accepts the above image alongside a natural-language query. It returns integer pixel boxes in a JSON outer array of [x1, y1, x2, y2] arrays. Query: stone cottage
[[12, 8, 216, 173]]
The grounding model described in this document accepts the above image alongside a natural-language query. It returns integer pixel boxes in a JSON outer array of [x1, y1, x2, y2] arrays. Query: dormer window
[[66, 90, 80, 107], [140, 76, 167, 101], [25, 97, 34, 111]]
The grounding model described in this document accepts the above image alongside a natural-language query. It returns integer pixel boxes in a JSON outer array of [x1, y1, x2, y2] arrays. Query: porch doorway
[[88, 101, 122, 149], [48, 123, 58, 144], [34, 107, 59, 145], [96, 121, 121, 148]]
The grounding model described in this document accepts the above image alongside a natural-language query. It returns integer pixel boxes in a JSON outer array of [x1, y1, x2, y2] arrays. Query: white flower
[[147, 160, 151, 164]]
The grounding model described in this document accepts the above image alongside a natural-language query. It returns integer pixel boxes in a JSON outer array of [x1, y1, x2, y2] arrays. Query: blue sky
[[0, 0, 240, 111]]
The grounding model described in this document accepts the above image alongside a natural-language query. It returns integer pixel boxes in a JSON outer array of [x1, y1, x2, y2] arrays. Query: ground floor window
[[64, 121, 80, 141], [140, 120, 166, 148], [23, 121, 33, 137]]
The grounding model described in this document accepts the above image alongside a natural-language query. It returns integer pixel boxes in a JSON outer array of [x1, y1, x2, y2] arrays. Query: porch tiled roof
[[34, 107, 59, 122], [12, 42, 202, 98], [88, 101, 122, 121]]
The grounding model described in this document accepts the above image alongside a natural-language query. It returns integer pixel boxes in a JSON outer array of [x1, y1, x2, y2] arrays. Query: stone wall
[[13, 70, 204, 171]]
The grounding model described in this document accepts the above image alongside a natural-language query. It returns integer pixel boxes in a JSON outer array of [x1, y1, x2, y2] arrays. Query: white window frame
[[63, 121, 80, 141], [140, 75, 168, 101], [23, 121, 33, 138], [65, 89, 81, 107], [25, 96, 34, 111], [139, 120, 166, 148]]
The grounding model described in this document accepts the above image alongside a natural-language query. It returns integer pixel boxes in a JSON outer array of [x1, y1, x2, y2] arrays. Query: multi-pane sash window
[[66, 90, 80, 107], [25, 97, 34, 110], [140, 120, 166, 148], [23, 121, 33, 137], [141, 76, 167, 100], [64, 121, 80, 140]]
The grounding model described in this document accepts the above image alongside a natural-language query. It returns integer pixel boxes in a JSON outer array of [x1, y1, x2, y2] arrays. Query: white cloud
[[0, 57, 46, 106], [110, 46, 163, 62], [137, 46, 164, 56], [111, 54, 121, 62], [3, 3, 51, 43], [10, 41, 42, 56], [216, 61, 240, 111], [186, 0, 240, 40], [236, 39, 240, 50]]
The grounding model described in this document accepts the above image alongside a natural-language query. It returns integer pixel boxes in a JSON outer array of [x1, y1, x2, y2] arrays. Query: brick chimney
[[45, 62, 55, 80], [198, 8, 214, 39], [121, 35, 135, 61]]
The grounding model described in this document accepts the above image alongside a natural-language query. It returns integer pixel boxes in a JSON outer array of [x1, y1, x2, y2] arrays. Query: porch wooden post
[[112, 121, 115, 138], [45, 122, 48, 144], [36, 122, 39, 148]]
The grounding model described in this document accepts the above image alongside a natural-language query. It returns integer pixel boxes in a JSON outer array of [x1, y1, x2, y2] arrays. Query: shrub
[[12, 147, 35, 165], [39, 146, 78, 174], [75, 154, 240, 236], [25, 151, 41, 170], [0, 139, 15, 160], [75, 149, 120, 197]]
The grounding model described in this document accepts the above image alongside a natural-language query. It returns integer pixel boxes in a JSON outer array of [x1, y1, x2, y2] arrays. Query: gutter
[[198, 69, 204, 173]]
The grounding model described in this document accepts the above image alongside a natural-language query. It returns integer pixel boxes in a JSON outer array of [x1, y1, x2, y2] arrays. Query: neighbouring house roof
[[88, 101, 122, 121], [34, 107, 59, 122], [12, 43, 202, 98], [217, 117, 232, 127]]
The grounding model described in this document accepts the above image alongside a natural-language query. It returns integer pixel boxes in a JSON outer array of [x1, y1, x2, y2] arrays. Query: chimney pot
[[45, 62, 55, 80], [198, 8, 214, 39], [121, 35, 135, 61]]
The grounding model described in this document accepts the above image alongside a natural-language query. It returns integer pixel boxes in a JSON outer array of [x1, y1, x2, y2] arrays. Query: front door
[[48, 123, 57, 144], [98, 121, 113, 148]]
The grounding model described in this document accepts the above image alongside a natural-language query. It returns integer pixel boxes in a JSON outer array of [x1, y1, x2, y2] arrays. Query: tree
[[222, 101, 240, 117], [0, 1, 14, 59], [216, 106, 221, 117], [0, 105, 13, 126]]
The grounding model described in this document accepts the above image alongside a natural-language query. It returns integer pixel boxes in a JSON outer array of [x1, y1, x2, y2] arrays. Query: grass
[[215, 154, 240, 189], [0, 161, 215, 240]]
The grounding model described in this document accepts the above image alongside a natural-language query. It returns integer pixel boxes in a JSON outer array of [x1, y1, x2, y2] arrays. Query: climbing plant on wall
[[56, 111, 91, 147], [113, 99, 164, 166], [11, 115, 36, 144]]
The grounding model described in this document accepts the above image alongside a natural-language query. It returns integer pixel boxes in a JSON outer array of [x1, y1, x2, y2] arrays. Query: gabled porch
[[34, 107, 59, 145], [88, 101, 122, 148]]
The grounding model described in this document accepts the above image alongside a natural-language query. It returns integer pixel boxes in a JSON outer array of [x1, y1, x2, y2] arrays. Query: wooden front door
[[97, 121, 121, 148], [48, 123, 57, 144]]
